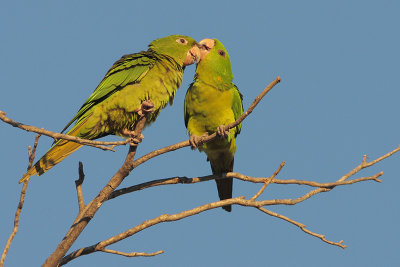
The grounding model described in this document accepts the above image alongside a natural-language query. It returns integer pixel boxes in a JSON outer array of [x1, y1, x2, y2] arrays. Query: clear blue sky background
[[1, 1, 399, 266]]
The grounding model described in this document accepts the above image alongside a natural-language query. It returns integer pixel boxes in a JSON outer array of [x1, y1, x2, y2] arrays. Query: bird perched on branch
[[20, 35, 200, 183], [184, 39, 243, 212]]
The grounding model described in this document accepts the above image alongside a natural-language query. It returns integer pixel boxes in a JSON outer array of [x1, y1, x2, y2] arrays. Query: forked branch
[[60, 143, 400, 264], [42, 116, 148, 267]]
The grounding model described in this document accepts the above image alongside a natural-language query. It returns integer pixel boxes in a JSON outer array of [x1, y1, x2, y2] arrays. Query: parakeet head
[[195, 38, 234, 88], [148, 35, 200, 66]]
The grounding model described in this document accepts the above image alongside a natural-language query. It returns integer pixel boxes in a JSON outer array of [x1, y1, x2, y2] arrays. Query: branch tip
[[100, 248, 164, 257], [362, 155, 368, 164], [75, 162, 86, 211]]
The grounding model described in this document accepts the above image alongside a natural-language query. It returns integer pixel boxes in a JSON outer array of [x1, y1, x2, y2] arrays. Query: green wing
[[232, 85, 244, 136], [61, 52, 157, 133], [183, 82, 194, 128]]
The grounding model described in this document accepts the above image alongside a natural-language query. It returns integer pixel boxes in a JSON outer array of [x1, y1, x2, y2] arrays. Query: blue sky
[[1, 0, 400, 266]]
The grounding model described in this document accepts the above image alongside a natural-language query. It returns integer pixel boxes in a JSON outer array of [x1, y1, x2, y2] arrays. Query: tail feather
[[211, 156, 234, 212], [19, 120, 87, 183]]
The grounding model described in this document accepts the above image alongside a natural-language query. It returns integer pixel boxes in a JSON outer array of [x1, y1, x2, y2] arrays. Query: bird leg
[[189, 133, 209, 149], [135, 100, 155, 117], [217, 125, 229, 138], [121, 129, 145, 146]]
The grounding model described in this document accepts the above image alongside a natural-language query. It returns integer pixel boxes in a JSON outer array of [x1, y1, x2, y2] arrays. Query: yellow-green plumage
[[20, 35, 198, 183], [184, 39, 243, 212]]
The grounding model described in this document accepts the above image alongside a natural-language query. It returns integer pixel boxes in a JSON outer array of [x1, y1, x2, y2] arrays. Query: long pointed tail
[[19, 121, 87, 183], [210, 156, 234, 212]]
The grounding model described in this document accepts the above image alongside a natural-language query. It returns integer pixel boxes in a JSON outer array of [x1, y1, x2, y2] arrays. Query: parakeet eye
[[176, 38, 188, 45], [218, 50, 226, 57]]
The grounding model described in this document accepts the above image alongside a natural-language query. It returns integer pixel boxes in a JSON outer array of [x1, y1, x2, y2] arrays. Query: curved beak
[[198, 39, 215, 62], [183, 44, 201, 66]]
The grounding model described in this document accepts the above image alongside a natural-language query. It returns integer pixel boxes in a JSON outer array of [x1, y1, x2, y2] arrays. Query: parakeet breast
[[185, 81, 237, 153]]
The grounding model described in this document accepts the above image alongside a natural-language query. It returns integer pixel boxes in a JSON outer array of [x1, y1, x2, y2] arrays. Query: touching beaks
[[183, 45, 201, 66]]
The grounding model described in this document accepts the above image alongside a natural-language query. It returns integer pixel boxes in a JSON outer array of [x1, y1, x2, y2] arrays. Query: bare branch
[[257, 207, 346, 249], [339, 145, 400, 182], [60, 145, 394, 266], [231, 172, 383, 187], [251, 161, 285, 200], [0, 111, 129, 151], [108, 175, 217, 200], [100, 248, 164, 257], [1, 134, 41, 266], [65, 180, 355, 266], [60, 196, 244, 265], [108, 171, 382, 201], [64, 146, 394, 265], [75, 162, 86, 212], [43, 116, 148, 267]]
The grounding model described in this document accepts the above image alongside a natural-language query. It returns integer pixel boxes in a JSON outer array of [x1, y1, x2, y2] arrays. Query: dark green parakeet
[[184, 39, 243, 212], [20, 35, 199, 183]]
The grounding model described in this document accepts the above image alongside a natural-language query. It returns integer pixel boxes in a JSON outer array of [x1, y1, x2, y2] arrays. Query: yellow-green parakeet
[[184, 39, 243, 212], [20, 35, 200, 183]]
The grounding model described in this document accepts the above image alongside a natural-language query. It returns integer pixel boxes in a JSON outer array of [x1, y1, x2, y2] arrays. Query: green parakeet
[[20, 35, 200, 183], [184, 39, 243, 212]]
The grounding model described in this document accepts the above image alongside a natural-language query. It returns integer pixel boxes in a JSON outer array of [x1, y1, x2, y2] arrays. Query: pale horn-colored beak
[[198, 38, 215, 49], [198, 39, 216, 61], [183, 45, 201, 66]]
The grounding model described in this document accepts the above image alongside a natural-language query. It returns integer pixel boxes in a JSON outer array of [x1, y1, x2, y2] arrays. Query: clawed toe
[[136, 100, 155, 117], [189, 133, 209, 149], [217, 125, 229, 138], [189, 135, 201, 148], [121, 129, 145, 146], [129, 138, 142, 146]]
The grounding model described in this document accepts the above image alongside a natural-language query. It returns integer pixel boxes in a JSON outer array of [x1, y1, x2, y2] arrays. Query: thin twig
[[339, 145, 400, 182], [108, 172, 382, 200], [100, 248, 164, 257], [0, 111, 129, 151], [75, 162, 86, 212], [257, 207, 346, 249], [279, 173, 383, 186], [1, 134, 40, 266], [251, 161, 285, 200]]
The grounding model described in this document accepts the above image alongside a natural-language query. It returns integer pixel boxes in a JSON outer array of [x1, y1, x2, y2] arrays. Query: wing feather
[[61, 52, 156, 133], [232, 85, 244, 136]]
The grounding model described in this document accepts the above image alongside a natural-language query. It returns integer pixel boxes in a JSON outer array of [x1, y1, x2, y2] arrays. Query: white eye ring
[[176, 38, 188, 45]]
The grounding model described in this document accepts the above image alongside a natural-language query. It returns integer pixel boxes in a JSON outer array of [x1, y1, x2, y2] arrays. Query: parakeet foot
[[217, 125, 229, 138], [136, 100, 155, 117], [189, 133, 209, 149], [121, 129, 145, 146]]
